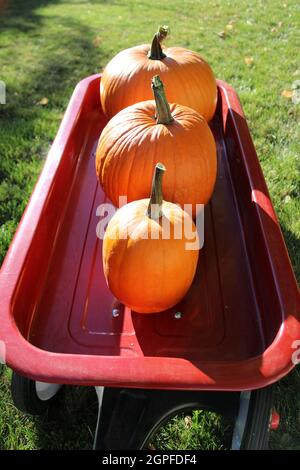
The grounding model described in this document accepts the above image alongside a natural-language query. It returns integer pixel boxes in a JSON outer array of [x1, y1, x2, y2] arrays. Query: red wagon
[[0, 75, 299, 449]]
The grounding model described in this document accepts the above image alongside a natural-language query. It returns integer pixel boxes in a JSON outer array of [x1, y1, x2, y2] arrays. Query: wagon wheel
[[238, 387, 273, 450], [11, 372, 62, 415], [93, 386, 273, 450], [93, 388, 237, 450]]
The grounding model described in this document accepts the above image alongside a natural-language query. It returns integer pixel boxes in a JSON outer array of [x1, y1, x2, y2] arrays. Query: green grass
[[0, 367, 98, 449], [150, 410, 233, 450], [0, 0, 299, 450]]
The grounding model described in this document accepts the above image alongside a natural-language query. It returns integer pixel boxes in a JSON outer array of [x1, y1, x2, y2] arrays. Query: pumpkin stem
[[151, 75, 174, 125], [148, 26, 169, 60], [147, 163, 166, 219]]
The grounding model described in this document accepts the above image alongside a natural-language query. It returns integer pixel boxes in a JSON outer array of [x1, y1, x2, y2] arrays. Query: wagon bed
[[0, 74, 299, 391]]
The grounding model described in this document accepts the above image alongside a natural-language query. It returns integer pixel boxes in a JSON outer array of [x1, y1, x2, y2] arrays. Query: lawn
[[0, 0, 299, 450]]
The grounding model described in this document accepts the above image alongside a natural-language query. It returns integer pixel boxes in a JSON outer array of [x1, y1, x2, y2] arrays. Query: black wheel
[[93, 388, 239, 450], [93, 387, 273, 450], [240, 386, 273, 450], [11, 372, 62, 415]]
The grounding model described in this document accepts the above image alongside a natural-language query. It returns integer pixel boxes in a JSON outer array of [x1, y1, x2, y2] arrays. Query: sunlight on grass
[[150, 410, 233, 450]]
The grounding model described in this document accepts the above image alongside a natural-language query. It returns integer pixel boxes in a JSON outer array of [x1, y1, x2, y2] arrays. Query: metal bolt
[[174, 311, 182, 319], [112, 308, 120, 318]]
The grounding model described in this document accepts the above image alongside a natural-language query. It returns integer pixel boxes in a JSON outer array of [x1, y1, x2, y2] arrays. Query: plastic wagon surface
[[0, 74, 299, 391]]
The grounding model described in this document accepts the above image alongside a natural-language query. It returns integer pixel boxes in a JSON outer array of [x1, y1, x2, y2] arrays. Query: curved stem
[[151, 75, 174, 125], [148, 26, 169, 60], [147, 163, 166, 219]]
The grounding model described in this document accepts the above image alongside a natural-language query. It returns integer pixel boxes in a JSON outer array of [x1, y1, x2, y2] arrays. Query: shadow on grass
[[0, 2, 104, 450], [270, 221, 300, 450], [271, 366, 300, 450], [0, 366, 99, 450], [34, 386, 98, 450], [0, 0, 103, 263], [1, 6, 102, 116], [0, 0, 62, 33]]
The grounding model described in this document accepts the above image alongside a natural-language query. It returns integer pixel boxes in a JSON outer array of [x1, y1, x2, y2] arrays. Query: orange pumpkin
[[103, 163, 199, 313], [96, 75, 217, 218], [100, 26, 217, 121]]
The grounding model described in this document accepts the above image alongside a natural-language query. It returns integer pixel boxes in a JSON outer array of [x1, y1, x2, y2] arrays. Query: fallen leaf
[[284, 195, 291, 204], [37, 97, 49, 106], [226, 24, 234, 31], [281, 89, 293, 99], [184, 415, 192, 428], [244, 56, 254, 65], [217, 31, 226, 39], [93, 36, 102, 47]]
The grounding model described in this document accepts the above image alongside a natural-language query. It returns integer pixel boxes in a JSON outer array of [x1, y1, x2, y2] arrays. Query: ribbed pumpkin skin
[[103, 199, 199, 313], [100, 45, 217, 122], [96, 101, 217, 217]]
